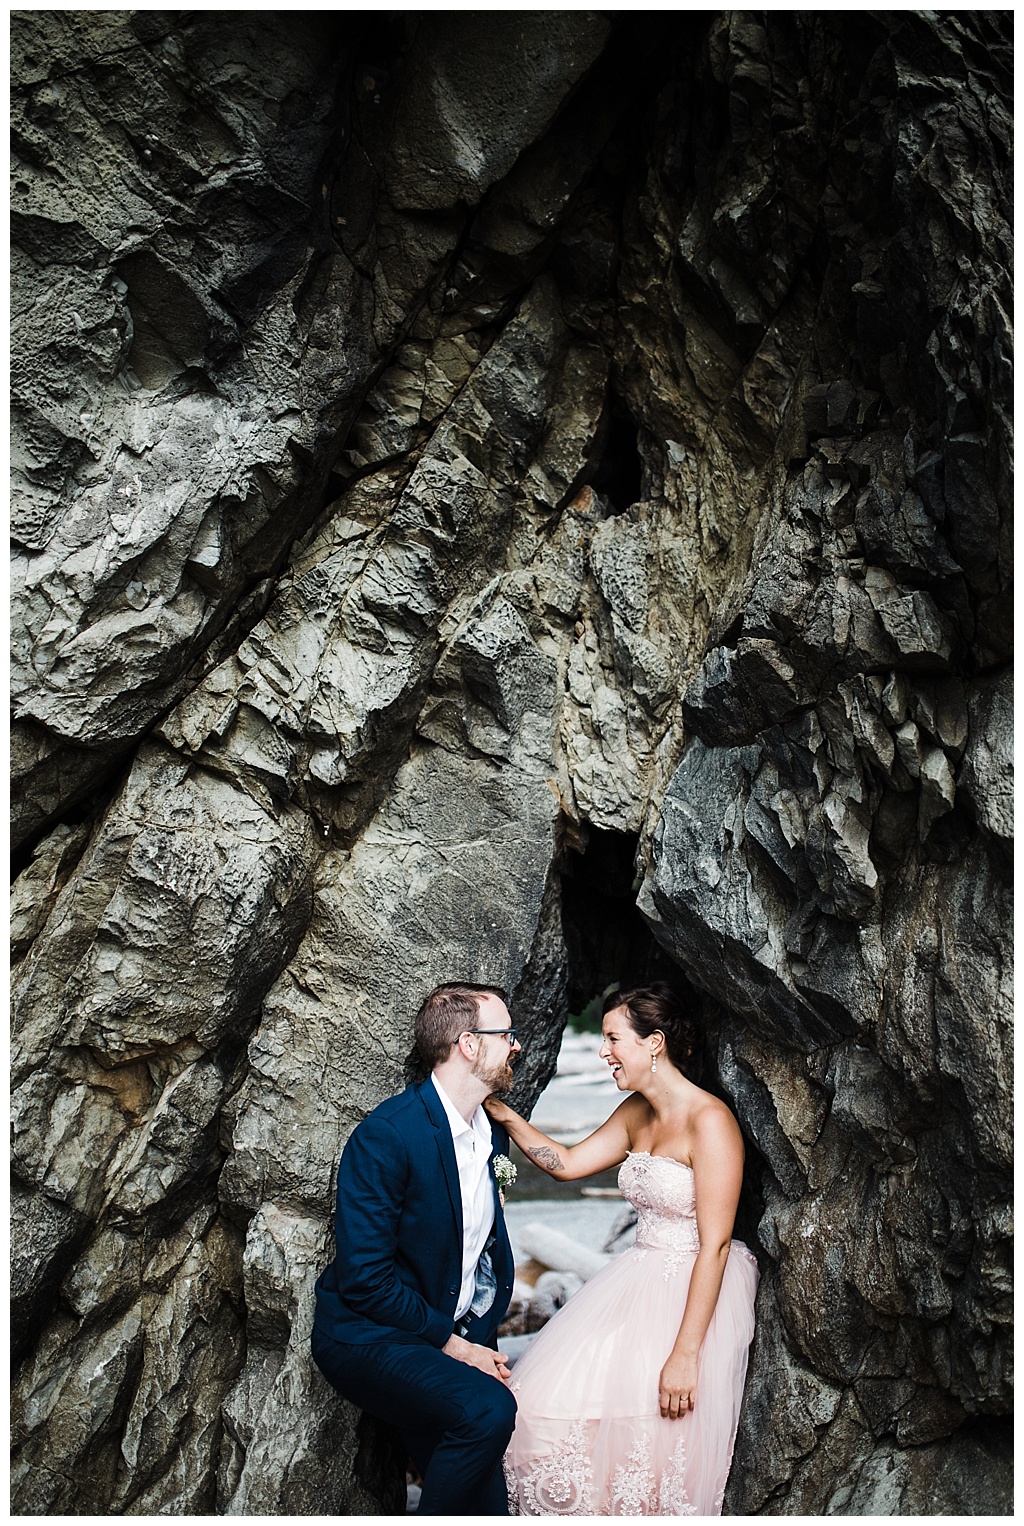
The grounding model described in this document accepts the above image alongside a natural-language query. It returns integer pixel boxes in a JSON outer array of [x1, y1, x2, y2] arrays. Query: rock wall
[[11, 11, 1012, 1515]]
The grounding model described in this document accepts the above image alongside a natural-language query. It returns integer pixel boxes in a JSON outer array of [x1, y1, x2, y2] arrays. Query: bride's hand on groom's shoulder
[[483, 1096, 515, 1124]]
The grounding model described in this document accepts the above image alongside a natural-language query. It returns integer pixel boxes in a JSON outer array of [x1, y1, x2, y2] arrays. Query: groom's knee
[[459, 1380, 517, 1449]]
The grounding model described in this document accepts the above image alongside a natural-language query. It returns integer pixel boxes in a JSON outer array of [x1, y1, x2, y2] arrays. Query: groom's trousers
[[312, 1327, 517, 1515]]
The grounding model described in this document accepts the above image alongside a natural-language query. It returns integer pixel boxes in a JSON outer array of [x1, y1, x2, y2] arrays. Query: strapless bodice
[[618, 1150, 701, 1255]]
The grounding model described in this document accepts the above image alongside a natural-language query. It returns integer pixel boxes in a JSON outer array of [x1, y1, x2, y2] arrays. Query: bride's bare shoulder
[[689, 1088, 744, 1150]]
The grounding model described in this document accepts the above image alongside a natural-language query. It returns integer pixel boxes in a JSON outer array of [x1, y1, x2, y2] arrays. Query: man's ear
[[453, 1032, 475, 1060]]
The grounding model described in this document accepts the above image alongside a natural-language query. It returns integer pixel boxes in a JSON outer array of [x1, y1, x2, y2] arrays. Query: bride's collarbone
[[628, 1084, 732, 1169], [625, 1092, 714, 1159]]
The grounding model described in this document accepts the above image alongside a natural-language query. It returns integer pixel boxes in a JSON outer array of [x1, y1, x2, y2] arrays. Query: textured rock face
[[11, 11, 1011, 1516]]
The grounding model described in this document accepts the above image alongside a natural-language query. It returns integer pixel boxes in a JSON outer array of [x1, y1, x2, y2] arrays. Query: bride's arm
[[484, 1094, 637, 1180], [658, 1105, 745, 1419]]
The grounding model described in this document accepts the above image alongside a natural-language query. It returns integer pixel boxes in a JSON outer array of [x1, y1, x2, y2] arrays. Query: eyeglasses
[[459, 1028, 519, 1046]]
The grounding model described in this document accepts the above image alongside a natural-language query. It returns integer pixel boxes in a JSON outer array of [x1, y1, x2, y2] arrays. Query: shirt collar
[[431, 1072, 490, 1147]]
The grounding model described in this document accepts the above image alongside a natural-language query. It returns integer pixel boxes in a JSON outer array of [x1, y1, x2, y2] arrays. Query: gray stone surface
[[11, 11, 1011, 1517]]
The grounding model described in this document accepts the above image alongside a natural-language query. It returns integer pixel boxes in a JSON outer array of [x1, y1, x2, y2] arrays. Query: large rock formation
[[11, 10, 1011, 1515]]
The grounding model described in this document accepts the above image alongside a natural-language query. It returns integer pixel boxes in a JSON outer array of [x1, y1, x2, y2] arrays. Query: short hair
[[414, 982, 509, 1070], [603, 982, 702, 1076]]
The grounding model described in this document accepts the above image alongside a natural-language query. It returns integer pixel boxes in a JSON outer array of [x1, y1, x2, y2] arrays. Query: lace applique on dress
[[623, 1157, 656, 1211], [516, 1418, 595, 1515], [619, 1154, 701, 1259], [503, 1453, 522, 1515], [659, 1432, 698, 1515], [610, 1433, 656, 1516]]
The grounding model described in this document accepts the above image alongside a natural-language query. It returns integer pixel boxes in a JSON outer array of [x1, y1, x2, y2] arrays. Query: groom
[[312, 983, 521, 1515]]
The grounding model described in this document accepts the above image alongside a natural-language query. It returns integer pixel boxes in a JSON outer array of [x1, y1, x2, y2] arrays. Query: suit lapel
[[486, 1120, 503, 1217], [487, 1118, 514, 1249], [418, 1079, 463, 1243]]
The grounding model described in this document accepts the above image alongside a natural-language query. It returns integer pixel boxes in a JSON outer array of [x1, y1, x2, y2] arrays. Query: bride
[[485, 984, 758, 1516]]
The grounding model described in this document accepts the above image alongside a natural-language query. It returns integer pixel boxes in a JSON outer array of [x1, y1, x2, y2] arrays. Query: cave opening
[[588, 394, 644, 514], [553, 823, 765, 1252], [502, 824, 684, 1204], [560, 824, 676, 1020]]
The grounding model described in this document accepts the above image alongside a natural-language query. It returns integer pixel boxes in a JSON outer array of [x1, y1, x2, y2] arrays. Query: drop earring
[[651, 1050, 658, 1073]]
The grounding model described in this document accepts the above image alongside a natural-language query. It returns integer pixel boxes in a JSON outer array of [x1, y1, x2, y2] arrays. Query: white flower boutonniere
[[493, 1153, 517, 1206]]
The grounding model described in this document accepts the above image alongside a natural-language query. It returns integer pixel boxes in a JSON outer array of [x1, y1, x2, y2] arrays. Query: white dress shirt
[[431, 1073, 496, 1321]]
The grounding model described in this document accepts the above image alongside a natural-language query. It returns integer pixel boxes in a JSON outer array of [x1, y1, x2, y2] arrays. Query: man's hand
[[443, 1332, 512, 1384]]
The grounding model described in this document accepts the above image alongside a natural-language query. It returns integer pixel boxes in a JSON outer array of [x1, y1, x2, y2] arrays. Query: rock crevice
[[11, 11, 1011, 1516]]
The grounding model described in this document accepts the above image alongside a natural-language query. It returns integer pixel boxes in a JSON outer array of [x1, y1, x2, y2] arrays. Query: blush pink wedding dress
[[504, 1152, 758, 1516]]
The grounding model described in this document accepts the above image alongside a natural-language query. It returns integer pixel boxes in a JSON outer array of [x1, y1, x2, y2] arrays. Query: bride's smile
[[600, 1012, 655, 1090]]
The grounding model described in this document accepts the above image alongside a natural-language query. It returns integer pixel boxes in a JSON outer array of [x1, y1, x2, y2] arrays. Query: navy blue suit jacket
[[313, 1079, 515, 1350]]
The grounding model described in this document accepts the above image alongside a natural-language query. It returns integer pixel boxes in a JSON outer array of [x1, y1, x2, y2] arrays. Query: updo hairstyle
[[603, 982, 702, 1077]]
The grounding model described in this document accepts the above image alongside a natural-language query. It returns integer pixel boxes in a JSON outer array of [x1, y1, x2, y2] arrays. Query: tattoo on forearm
[[527, 1144, 564, 1172]]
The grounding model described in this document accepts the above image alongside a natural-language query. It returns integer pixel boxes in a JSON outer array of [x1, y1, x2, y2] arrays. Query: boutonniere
[[492, 1153, 517, 1206]]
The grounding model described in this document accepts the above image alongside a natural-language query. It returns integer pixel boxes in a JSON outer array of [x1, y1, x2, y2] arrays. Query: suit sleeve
[[333, 1113, 454, 1349]]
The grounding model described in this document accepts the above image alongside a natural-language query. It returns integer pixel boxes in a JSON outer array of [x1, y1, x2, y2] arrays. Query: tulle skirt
[[504, 1240, 758, 1516]]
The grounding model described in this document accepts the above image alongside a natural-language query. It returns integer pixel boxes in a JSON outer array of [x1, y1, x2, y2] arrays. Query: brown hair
[[414, 982, 509, 1070], [603, 982, 701, 1075]]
